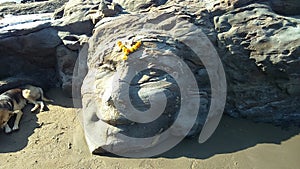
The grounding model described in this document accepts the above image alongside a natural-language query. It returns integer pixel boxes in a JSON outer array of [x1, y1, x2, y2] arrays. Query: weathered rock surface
[[74, 12, 219, 155], [72, 0, 300, 155], [0, 0, 68, 15], [53, 0, 122, 34], [0, 13, 59, 89], [52, 0, 123, 93], [113, 0, 167, 12], [214, 3, 300, 124], [0, 1, 91, 94]]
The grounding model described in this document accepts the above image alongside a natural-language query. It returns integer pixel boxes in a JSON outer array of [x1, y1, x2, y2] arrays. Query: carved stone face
[[73, 12, 226, 157], [0, 109, 13, 128]]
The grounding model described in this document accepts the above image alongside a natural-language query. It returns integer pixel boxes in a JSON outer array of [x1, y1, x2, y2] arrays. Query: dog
[[0, 85, 53, 133], [21, 85, 53, 113], [0, 88, 27, 133]]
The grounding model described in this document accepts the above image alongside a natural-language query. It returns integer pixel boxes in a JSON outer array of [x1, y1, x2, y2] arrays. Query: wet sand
[[0, 88, 299, 169]]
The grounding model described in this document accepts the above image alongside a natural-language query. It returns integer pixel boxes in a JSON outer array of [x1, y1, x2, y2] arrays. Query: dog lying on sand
[[0, 85, 53, 133], [0, 88, 26, 133], [22, 85, 53, 112]]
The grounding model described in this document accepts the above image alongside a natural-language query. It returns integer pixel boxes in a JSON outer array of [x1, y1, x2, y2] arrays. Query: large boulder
[[0, 14, 60, 88], [73, 11, 225, 156], [53, 0, 123, 34], [52, 0, 123, 94], [70, 0, 300, 156], [214, 3, 300, 124]]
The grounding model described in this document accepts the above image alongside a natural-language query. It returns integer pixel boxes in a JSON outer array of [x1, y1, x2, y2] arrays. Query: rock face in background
[[0, 0, 299, 154], [0, 0, 120, 94], [214, 3, 300, 124], [53, 0, 122, 93], [113, 0, 167, 12], [0, 0, 68, 15], [270, 0, 300, 16], [0, 14, 59, 89]]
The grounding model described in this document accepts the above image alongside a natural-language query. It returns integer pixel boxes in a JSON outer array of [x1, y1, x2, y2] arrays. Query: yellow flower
[[116, 40, 142, 61], [122, 46, 127, 52], [125, 48, 131, 55], [122, 55, 128, 60], [128, 47, 135, 52], [135, 41, 142, 48], [132, 45, 138, 51], [117, 41, 122, 46]]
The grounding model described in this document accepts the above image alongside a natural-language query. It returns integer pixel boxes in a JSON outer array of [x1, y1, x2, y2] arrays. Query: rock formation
[[0, 0, 299, 155], [214, 3, 300, 124]]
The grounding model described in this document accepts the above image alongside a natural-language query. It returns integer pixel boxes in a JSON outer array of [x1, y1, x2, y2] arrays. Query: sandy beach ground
[[0, 88, 299, 169]]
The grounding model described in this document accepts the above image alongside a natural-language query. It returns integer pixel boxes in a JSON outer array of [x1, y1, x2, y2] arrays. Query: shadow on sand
[[45, 88, 74, 108], [0, 88, 74, 153], [0, 106, 39, 153], [159, 115, 300, 159], [89, 115, 300, 159]]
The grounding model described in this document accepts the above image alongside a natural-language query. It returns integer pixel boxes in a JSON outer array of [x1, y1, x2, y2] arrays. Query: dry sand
[[0, 88, 299, 169]]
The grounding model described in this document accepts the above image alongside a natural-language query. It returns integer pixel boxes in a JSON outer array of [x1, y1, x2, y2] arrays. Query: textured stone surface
[[56, 44, 78, 95], [214, 3, 300, 124], [0, 2, 91, 93], [52, 0, 122, 35], [0, 0, 67, 15], [75, 12, 215, 155], [0, 15, 60, 88], [113, 0, 167, 12], [51, 0, 123, 94]]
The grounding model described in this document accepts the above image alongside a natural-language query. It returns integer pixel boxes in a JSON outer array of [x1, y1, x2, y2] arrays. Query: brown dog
[[0, 85, 53, 133], [0, 88, 27, 133]]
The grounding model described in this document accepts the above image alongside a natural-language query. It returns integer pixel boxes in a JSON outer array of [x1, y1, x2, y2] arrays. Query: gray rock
[[214, 3, 300, 124], [1, 28, 61, 55], [53, 4, 65, 19], [74, 11, 222, 156], [58, 32, 89, 51], [55, 31, 89, 95], [270, 0, 300, 16], [52, 0, 122, 34], [56, 45, 78, 96], [0, 12, 90, 93], [0, 16, 61, 87], [52, 18, 94, 35], [51, 0, 123, 94], [0, 53, 58, 88], [0, 0, 67, 15], [113, 0, 167, 12]]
